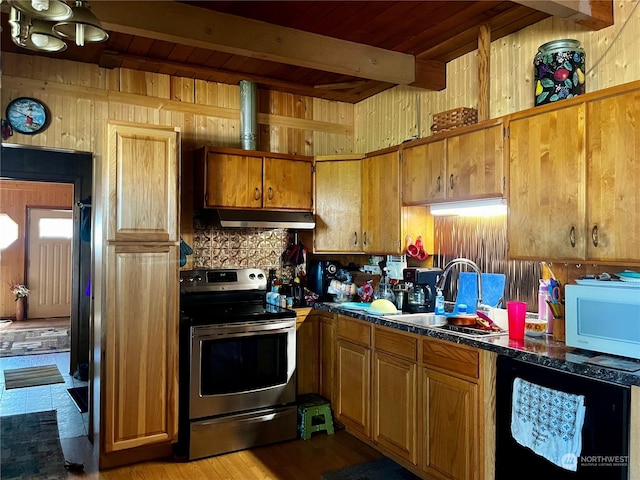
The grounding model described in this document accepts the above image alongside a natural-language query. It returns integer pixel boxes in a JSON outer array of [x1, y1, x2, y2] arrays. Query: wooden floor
[[1, 317, 70, 330], [62, 429, 383, 479]]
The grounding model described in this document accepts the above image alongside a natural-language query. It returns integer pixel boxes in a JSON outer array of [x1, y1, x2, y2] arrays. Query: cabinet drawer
[[374, 326, 417, 361], [337, 316, 371, 347], [422, 338, 479, 379]]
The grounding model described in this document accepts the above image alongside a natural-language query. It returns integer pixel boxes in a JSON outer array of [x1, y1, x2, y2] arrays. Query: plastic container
[[538, 280, 554, 334]]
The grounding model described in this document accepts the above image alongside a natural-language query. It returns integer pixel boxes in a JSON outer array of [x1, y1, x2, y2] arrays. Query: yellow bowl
[[525, 319, 547, 337]]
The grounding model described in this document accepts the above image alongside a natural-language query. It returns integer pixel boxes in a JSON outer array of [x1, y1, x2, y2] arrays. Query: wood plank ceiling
[[1, 1, 613, 103]]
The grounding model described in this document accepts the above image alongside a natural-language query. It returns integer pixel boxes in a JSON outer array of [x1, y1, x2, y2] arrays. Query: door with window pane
[[27, 208, 73, 318]]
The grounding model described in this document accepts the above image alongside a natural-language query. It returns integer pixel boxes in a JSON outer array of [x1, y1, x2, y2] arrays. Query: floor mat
[[67, 386, 88, 413], [0, 410, 67, 479], [3, 364, 64, 389], [0, 326, 70, 357], [321, 457, 421, 480]]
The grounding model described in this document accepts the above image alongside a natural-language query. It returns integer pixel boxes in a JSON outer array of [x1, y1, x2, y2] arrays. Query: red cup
[[507, 301, 527, 340], [406, 244, 419, 257]]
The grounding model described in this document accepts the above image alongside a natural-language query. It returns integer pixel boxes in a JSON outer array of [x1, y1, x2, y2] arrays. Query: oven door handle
[[192, 320, 295, 338]]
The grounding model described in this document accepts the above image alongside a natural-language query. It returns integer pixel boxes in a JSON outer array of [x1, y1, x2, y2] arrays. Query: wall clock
[[5, 97, 50, 135]]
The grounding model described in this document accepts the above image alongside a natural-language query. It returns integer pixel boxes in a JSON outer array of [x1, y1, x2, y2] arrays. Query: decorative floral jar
[[533, 39, 585, 106]]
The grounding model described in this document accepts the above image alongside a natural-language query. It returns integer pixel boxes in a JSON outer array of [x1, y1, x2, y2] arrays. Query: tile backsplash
[[192, 215, 295, 278]]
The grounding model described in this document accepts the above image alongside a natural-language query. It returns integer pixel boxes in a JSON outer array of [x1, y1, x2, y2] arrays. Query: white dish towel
[[511, 377, 586, 471]]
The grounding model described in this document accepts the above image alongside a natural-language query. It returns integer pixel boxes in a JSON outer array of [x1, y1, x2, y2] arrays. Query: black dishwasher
[[496, 355, 630, 480]]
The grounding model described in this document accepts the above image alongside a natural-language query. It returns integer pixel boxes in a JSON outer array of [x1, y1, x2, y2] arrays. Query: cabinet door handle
[[449, 174, 454, 190], [363, 232, 367, 245], [254, 187, 261, 200], [436, 176, 441, 192], [353, 232, 358, 245], [268, 187, 274, 200], [591, 225, 599, 247], [569, 225, 576, 248]]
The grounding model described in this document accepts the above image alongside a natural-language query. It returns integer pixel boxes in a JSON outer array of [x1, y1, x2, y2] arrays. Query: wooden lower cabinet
[[296, 308, 318, 395], [373, 350, 418, 465], [336, 339, 371, 437], [104, 244, 179, 454], [422, 369, 478, 480], [319, 311, 336, 403], [333, 317, 492, 480]]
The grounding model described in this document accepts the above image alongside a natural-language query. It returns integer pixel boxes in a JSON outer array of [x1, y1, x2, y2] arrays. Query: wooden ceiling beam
[[98, 51, 390, 103], [512, 1, 613, 30], [90, 1, 416, 86]]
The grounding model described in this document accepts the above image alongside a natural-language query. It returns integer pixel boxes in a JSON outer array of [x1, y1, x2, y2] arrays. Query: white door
[[27, 208, 73, 319]]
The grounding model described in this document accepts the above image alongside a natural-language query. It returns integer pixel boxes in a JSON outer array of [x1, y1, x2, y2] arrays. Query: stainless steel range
[[178, 268, 297, 461]]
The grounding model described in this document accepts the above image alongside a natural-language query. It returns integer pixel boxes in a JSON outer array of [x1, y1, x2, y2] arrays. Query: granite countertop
[[313, 302, 640, 387]]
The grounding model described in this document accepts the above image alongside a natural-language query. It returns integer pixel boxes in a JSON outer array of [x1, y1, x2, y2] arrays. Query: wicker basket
[[430, 107, 478, 134]]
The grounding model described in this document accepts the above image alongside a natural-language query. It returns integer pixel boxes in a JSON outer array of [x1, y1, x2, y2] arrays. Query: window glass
[[39, 217, 73, 239], [0, 214, 18, 249]]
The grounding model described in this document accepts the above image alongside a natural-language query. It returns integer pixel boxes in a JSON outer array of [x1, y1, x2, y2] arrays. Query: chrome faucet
[[435, 258, 484, 310]]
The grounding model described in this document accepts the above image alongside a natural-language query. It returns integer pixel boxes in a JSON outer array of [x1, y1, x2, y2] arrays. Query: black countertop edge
[[311, 302, 640, 388]]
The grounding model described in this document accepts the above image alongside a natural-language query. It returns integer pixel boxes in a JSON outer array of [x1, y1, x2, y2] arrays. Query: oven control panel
[[180, 268, 267, 293]]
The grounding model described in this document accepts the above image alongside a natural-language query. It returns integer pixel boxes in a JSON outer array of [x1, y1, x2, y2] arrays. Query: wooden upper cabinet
[[105, 123, 179, 242], [586, 89, 640, 263], [264, 156, 313, 210], [446, 124, 504, 201], [202, 152, 263, 209], [507, 103, 586, 260], [195, 147, 313, 211], [401, 121, 505, 206], [402, 139, 446, 204], [314, 157, 363, 253], [362, 149, 402, 253]]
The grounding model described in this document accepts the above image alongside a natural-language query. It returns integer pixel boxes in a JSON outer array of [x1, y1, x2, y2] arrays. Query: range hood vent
[[217, 209, 315, 229]]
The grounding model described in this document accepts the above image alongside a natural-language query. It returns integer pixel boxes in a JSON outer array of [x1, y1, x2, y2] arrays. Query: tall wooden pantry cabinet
[[97, 121, 180, 468]]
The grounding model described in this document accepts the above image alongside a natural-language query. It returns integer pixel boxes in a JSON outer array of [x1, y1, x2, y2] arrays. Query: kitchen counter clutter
[[314, 302, 640, 387]]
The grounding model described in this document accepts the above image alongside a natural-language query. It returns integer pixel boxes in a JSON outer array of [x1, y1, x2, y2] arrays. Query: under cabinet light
[[430, 198, 507, 217]]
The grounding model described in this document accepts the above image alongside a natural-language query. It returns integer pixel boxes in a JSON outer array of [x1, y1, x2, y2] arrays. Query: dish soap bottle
[[435, 288, 445, 315]]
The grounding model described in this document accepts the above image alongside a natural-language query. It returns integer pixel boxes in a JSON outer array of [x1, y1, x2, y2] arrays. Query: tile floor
[[0, 352, 89, 439]]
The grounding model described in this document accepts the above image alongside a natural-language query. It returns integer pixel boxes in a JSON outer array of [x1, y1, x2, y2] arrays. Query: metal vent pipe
[[239, 80, 258, 150]]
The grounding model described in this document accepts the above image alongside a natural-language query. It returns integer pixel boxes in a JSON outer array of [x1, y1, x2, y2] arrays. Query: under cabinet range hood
[[216, 209, 316, 229]]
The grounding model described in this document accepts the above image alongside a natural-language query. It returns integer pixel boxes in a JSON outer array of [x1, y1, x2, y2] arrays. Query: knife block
[[552, 317, 566, 342]]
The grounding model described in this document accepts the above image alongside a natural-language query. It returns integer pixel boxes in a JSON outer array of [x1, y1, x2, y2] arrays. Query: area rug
[[3, 364, 64, 390], [321, 458, 421, 480], [67, 386, 88, 413], [0, 410, 67, 479], [0, 326, 70, 357]]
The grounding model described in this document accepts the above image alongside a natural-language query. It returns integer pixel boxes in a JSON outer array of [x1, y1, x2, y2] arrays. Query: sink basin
[[383, 312, 446, 327]]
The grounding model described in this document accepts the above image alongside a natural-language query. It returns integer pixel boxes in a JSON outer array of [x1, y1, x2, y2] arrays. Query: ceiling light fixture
[[430, 198, 508, 217], [52, 0, 108, 47], [9, 7, 67, 52], [7, 0, 72, 21]]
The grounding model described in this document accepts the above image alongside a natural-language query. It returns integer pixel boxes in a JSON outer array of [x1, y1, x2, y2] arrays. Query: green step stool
[[297, 393, 335, 440]]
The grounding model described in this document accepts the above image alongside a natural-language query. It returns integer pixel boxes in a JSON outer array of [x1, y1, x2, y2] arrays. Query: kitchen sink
[[382, 312, 447, 327]]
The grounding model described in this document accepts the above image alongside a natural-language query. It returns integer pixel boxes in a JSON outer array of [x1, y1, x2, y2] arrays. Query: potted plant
[[8, 282, 29, 321]]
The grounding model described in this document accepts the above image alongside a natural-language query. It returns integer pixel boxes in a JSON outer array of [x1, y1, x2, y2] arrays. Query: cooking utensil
[[476, 310, 503, 331], [446, 313, 478, 326]]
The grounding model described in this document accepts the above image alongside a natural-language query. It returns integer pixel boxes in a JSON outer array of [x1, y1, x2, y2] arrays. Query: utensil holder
[[553, 317, 565, 342]]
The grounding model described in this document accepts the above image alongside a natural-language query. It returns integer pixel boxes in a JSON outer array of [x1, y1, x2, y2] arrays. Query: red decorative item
[[1, 119, 13, 140]]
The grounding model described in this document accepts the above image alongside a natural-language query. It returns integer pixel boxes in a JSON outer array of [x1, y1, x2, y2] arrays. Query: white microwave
[[565, 283, 640, 360]]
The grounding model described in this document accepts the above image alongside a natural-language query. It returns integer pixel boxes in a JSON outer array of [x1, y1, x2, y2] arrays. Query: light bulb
[[31, 33, 50, 47], [75, 22, 84, 47], [31, 0, 50, 12]]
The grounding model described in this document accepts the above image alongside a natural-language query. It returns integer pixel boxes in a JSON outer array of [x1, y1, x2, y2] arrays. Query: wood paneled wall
[[1, 52, 355, 267], [354, 0, 640, 152], [0, 180, 73, 318]]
